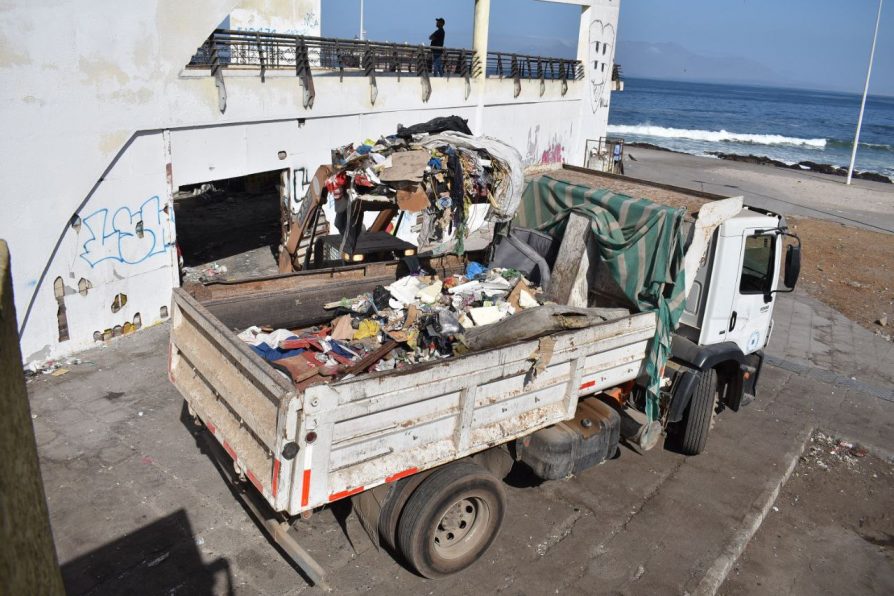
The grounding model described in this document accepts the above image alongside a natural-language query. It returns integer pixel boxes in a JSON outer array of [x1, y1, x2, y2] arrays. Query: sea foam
[[606, 124, 827, 148]]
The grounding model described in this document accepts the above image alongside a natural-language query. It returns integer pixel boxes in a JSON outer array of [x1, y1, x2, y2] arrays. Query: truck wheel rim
[[432, 496, 490, 559]]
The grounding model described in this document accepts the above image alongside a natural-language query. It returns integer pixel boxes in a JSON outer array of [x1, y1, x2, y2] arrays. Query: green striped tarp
[[517, 175, 688, 421]]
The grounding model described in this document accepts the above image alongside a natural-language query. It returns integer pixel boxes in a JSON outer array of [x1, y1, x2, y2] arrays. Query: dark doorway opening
[[174, 171, 285, 283]]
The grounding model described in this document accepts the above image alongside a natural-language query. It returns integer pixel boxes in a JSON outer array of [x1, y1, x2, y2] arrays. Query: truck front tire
[[676, 368, 718, 455], [397, 461, 505, 578]]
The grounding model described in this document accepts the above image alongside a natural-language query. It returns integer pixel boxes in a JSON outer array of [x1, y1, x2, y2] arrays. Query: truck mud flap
[[667, 368, 700, 424], [667, 350, 764, 423]]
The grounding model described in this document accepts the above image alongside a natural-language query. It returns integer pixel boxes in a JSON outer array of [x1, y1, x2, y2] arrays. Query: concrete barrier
[[0, 240, 64, 594]]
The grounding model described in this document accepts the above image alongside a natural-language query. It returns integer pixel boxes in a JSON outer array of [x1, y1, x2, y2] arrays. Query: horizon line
[[618, 75, 894, 100]]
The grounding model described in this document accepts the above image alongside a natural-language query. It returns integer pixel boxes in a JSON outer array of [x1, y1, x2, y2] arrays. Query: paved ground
[[769, 289, 894, 401], [722, 430, 894, 596], [623, 148, 894, 234], [27, 286, 894, 595]]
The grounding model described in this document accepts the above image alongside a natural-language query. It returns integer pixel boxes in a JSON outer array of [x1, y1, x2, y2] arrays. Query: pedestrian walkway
[[768, 288, 894, 393]]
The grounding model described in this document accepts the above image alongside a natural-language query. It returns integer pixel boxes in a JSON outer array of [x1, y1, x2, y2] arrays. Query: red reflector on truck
[[223, 441, 237, 461], [301, 469, 311, 507], [579, 380, 596, 391], [272, 459, 280, 498], [206, 421, 217, 435], [386, 467, 418, 483], [328, 486, 364, 502]]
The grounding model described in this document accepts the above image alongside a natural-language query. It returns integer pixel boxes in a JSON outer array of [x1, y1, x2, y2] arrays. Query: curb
[[692, 425, 814, 596]]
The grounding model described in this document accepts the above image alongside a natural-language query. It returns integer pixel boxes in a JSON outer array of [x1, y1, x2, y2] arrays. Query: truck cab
[[666, 208, 801, 454]]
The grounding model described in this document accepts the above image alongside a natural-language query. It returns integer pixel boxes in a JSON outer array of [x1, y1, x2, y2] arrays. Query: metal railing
[[188, 29, 584, 82], [188, 29, 479, 79], [612, 63, 622, 82], [485, 51, 584, 81], [186, 29, 586, 110]]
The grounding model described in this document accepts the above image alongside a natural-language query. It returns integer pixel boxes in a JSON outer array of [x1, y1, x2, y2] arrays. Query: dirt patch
[[788, 216, 894, 338], [722, 430, 894, 595]]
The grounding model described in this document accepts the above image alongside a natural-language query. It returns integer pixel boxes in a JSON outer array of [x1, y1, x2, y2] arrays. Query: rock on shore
[[706, 152, 892, 184], [623, 143, 891, 184]]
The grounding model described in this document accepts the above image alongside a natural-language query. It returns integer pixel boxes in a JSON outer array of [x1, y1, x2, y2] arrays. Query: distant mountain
[[616, 40, 797, 88], [490, 33, 577, 60]]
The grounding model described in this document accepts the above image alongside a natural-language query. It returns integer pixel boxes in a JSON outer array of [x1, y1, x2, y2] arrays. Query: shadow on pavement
[[61, 509, 234, 595], [177, 402, 319, 588]]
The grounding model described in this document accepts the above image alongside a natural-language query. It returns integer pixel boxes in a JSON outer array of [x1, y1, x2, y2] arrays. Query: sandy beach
[[621, 147, 894, 234]]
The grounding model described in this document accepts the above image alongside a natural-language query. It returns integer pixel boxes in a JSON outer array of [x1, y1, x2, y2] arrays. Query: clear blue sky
[[321, 0, 580, 57], [617, 0, 893, 95], [321, 0, 892, 95]]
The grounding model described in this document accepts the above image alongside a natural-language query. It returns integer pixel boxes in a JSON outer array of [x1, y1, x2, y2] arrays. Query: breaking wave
[[606, 124, 827, 148], [827, 138, 894, 153]]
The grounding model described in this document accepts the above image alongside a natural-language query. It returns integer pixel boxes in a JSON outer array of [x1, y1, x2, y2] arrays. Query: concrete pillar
[[576, 3, 591, 63], [0, 240, 64, 594], [472, 0, 490, 78]]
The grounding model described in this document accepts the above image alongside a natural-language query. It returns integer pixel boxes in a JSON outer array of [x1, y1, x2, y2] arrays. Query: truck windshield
[[740, 234, 775, 294]]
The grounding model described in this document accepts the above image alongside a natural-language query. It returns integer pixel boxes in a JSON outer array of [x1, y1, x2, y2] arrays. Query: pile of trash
[[323, 117, 523, 253], [24, 356, 94, 381], [182, 263, 228, 284], [238, 262, 547, 389], [800, 430, 869, 473]]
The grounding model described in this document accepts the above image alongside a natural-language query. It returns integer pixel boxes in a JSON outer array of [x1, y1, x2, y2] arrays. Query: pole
[[847, 0, 883, 185], [472, 0, 491, 76], [359, 0, 366, 40]]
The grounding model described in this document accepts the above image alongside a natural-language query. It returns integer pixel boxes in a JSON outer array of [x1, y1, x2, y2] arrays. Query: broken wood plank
[[344, 340, 399, 376], [545, 212, 591, 307]]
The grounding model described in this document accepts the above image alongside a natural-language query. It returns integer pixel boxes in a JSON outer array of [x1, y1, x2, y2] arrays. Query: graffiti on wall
[[79, 195, 173, 268], [230, 7, 320, 37], [540, 141, 564, 164], [588, 20, 616, 113], [525, 125, 568, 166]]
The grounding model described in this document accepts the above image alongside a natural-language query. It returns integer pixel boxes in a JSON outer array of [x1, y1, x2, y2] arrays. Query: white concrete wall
[[229, 0, 321, 35], [0, 0, 619, 363]]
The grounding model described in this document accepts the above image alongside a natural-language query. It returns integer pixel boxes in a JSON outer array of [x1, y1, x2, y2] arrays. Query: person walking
[[429, 17, 445, 76]]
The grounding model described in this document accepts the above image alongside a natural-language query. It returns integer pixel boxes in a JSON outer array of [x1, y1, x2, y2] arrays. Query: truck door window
[[739, 234, 775, 294]]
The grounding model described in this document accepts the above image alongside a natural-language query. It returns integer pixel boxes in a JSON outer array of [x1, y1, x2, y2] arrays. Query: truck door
[[726, 230, 780, 354], [696, 229, 742, 346]]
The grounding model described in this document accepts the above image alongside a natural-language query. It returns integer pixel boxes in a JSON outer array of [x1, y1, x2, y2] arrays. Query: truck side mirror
[[784, 244, 801, 289]]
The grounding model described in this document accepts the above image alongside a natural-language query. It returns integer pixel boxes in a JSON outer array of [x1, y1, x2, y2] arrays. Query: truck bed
[[169, 269, 657, 516]]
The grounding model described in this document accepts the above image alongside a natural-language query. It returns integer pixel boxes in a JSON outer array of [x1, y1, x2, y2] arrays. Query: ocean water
[[607, 78, 894, 179]]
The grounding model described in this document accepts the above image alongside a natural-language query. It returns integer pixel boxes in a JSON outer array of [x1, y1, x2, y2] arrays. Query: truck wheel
[[678, 368, 719, 456], [378, 473, 429, 552], [397, 461, 506, 578]]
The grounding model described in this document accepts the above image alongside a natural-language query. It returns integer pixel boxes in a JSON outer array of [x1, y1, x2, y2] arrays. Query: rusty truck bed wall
[[293, 310, 656, 514], [170, 288, 296, 504], [170, 282, 656, 517]]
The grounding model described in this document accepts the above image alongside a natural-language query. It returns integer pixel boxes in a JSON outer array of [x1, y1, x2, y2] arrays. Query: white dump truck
[[168, 165, 800, 588]]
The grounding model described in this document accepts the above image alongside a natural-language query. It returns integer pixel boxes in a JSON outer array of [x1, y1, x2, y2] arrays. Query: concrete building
[[0, 0, 621, 364]]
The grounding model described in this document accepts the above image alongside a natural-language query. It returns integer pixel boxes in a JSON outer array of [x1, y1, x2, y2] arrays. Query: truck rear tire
[[378, 473, 429, 552], [397, 461, 505, 578], [677, 368, 718, 456]]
